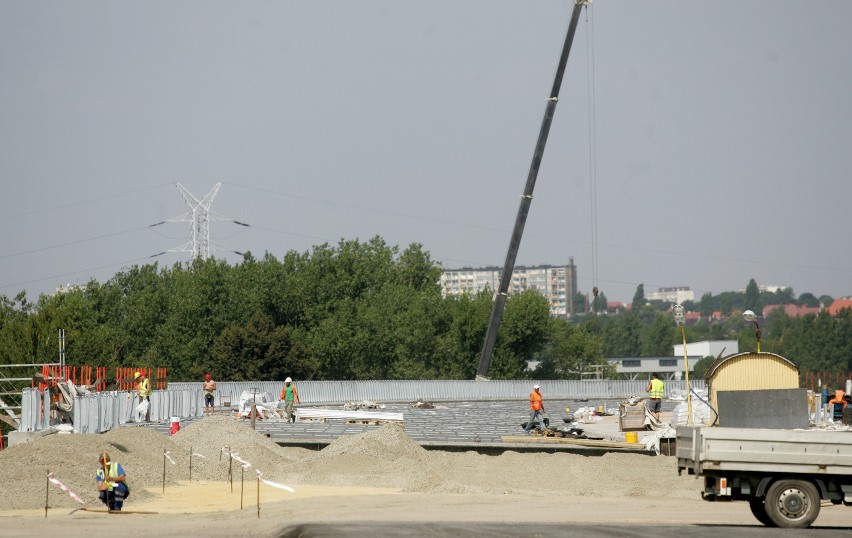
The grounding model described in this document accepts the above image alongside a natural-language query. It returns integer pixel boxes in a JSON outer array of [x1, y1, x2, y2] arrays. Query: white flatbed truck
[[676, 425, 852, 528]]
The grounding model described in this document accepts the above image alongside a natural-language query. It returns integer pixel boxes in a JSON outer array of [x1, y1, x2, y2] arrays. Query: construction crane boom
[[475, 1, 588, 379]]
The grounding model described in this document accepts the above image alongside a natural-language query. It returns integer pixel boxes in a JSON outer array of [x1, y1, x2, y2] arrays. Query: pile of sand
[[0, 417, 701, 511]]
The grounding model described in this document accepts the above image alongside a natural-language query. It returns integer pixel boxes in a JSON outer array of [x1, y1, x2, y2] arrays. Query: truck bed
[[677, 426, 852, 476]]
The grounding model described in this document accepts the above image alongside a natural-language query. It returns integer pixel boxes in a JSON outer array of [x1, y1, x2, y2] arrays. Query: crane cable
[[585, 3, 600, 326]]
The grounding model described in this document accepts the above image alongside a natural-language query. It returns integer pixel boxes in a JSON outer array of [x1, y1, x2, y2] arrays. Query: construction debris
[[343, 400, 383, 411]]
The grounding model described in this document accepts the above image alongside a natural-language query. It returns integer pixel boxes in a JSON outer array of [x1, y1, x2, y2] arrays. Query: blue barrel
[[822, 387, 830, 405]]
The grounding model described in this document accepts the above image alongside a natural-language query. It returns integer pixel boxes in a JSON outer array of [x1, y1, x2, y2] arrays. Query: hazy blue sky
[[2, 1, 850, 304]]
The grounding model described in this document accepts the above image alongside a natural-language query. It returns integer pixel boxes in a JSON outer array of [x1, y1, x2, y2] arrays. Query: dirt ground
[[2, 415, 850, 536], [3, 484, 852, 537]]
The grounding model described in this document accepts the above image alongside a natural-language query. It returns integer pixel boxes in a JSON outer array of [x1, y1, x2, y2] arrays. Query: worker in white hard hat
[[524, 384, 546, 435], [280, 377, 300, 423]]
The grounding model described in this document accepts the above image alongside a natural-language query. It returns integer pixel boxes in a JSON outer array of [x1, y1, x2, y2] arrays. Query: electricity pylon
[[153, 183, 227, 259]]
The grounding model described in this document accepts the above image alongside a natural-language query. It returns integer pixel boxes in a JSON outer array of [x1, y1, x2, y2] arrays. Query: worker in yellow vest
[[96, 451, 130, 511], [135, 371, 151, 422], [646, 373, 665, 421]]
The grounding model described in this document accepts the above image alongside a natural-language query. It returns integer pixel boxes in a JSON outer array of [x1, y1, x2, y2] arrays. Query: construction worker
[[646, 372, 665, 421], [203, 374, 217, 416], [96, 452, 129, 511], [135, 371, 151, 421], [524, 384, 546, 435], [135, 371, 151, 401], [280, 377, 300, 423]]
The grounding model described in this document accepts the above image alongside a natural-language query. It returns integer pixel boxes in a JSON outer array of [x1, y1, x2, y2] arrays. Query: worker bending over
[[96, 452, 130, 511]]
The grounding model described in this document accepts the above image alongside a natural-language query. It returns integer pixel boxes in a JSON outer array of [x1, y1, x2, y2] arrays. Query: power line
[[0, 183, 173, 223], [0, 226, 151, 261], [0, 256, 156, 292]]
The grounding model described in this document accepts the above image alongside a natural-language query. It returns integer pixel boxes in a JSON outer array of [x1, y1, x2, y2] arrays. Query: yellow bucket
[[625, 432, 638, 443]]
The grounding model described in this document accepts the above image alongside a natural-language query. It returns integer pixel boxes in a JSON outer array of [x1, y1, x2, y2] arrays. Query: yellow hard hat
[[134, 372, 141, 379]]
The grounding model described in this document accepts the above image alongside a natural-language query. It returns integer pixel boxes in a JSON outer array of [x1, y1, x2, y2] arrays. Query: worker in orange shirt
[[524, 384, 546, 435], [280, 377, 300, 423]]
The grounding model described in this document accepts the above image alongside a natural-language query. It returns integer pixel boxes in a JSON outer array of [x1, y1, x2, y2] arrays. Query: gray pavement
[[145, 399, 678, 453]]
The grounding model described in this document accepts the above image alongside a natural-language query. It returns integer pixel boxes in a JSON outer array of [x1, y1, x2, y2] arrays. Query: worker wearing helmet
[[203, 374, 217, 416], [96, 451, 130, 511], [524, 384, 546, 435], [135, 371, 151, 421], [280, 377, 300, 423]]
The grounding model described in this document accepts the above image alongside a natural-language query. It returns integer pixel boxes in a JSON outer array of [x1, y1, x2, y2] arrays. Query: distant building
[[737, 284, 790, 294], [607, 356, 699, 381], [827, 297, 852, 316], [55, 283, 86, 294], [606, 301, 628, 313], [647, 286, 694, 304], [673, 340, 738, 359], [440, 258, 578, 317], [763, 304, 821, 318]]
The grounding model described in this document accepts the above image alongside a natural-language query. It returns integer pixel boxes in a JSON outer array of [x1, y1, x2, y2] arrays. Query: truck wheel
[[748, 498, 776, 527], [764, 479, 820, 528]]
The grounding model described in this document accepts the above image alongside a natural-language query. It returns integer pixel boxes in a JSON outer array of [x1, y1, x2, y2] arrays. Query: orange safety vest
[[529, 391, 543, 411]]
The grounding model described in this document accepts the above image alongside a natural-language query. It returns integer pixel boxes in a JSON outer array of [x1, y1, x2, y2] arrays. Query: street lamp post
[[743, 310, 761, 352], [673, 305, 693, 426]]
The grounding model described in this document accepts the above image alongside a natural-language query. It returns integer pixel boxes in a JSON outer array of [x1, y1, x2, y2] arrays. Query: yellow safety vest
[[138, 378, 151, 398], [97, 462, 122, 491], [649, 379, 665, 399]]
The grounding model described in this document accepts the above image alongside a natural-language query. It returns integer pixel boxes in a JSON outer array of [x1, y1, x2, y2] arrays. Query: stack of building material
[[295, 407, 404, 424]]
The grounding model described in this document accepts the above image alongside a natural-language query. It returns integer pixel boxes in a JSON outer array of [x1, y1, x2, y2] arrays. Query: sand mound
[[311, 422, 427, 460], [0, 418, 701, 511], [0, 426, 186, 510]]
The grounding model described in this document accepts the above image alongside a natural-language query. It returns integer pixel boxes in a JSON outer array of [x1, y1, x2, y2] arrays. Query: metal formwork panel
[[19, 379, 706, 434]]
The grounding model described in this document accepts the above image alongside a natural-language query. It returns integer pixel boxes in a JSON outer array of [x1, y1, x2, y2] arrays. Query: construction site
[[2, 356, 852, 535], [3, 1, 852, 535]]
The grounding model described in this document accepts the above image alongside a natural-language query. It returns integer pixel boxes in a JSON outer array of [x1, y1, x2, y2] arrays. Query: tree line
[[0, 238, 604, 382], [1, 238, 850, 382]]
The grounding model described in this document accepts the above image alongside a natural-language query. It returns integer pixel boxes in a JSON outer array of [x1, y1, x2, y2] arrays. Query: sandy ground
[[3, 484, 852, 537]]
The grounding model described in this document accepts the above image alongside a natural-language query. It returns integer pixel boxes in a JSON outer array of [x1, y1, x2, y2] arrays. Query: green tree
[[744, 278, 760, 312], [210, 312, 316, 381], [632, 284, 647, 309], [571, 291, 587, 315], [602, 311, 642, 357], [535, 319, 603, 379], [642, 313, 677, 357], [797, 292, 820, 308], [489, 290, 551, 379], [691, 355, 716, 380], [698, 292, 714, 317]]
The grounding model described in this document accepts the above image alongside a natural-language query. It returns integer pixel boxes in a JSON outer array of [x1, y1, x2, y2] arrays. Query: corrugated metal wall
[[21, 379, 705, 434]]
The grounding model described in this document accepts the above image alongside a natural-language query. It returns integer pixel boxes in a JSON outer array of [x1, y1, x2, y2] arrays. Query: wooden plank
[[501, 435, 648, 450], [295, 408, 404, 422]]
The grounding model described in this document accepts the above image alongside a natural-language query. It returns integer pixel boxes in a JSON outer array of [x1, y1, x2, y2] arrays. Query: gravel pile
[[0, 418, 700, 511]]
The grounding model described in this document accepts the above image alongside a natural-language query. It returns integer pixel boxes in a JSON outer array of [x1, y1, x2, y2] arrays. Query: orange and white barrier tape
[[163, 451, 176, 465], [255, 470, 295, 493], [47, 473, 86, 505], [221, 448, 295, 493]]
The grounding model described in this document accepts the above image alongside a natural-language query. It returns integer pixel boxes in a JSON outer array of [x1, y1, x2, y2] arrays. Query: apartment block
[[647, 286, 695, 304], [440, 258, 578, 317]]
